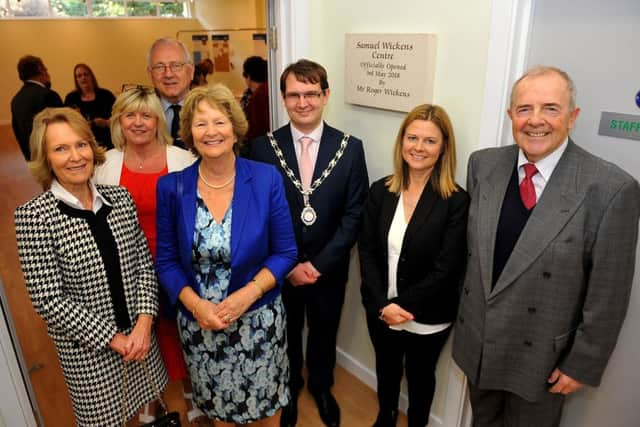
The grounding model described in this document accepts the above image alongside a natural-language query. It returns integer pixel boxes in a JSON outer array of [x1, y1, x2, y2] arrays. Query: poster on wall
[[191, 34, 209, 65], [212, 34, 231, 72], [345, 33, 437, 112]]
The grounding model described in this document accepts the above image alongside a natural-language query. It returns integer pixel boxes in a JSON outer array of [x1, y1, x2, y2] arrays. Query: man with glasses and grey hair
[[252, 59, 369, 427], [147, 37, 194, 148], [453, 65, 640, 427]]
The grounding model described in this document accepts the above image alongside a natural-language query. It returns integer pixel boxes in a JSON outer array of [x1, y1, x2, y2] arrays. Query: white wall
[[301, 0, 493, 421]]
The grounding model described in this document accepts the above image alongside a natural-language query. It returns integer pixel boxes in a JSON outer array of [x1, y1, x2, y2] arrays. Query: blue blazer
[[155, 157, 298, 317]]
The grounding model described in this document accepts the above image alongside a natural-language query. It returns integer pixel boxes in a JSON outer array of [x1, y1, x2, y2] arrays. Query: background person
[[64, 63, 116, 149], [93, 87, 201, 425], [191, 64, 208, 88], [14, 107, 167, 426], [147, 37, 195, 148], [359, 104, 469, 427], [452, 66, 640, 427], [11, 55, 63, 160], [242, 56, 269, 144], [156, 84, 297, 426]]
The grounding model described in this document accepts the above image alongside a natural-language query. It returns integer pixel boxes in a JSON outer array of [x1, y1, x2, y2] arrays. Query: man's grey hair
[[510, 65, 577, 110], [146, 37, 192, 68]]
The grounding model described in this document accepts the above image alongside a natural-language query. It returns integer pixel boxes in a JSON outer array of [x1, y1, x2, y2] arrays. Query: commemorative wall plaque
[[345, 33, 437, 112]]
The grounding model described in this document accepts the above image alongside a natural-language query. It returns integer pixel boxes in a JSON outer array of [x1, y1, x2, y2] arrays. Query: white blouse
[[387, 192, 451, 335], [50, 179, 110, 213]]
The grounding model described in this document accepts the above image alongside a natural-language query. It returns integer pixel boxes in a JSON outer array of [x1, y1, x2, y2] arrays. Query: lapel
[[230, 157, 251, 264], [273, 125, 304, 209], [379, 186, 400, 248], [314, 123, 340, 185], [403, 182, 439, 248], [477, 146, 518, 298], [180, 162, 199, 265], [491, 141, 585, 297]]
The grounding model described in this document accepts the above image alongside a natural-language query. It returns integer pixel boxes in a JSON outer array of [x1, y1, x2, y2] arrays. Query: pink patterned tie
[[520, 163, 538, 210], [299, 136, 314, 189]]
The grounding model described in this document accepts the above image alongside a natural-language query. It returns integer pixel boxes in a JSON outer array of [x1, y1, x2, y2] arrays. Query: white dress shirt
[[50, 179, 110, 213], [517, 138, 568, 201], [291, 122, 324, 173]]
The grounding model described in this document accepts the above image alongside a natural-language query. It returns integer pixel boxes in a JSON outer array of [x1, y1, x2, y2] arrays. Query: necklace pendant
[[301, 204, 317, 226]]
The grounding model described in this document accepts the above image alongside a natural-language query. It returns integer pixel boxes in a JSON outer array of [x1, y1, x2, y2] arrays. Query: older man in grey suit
[[452, 66, 640, 427]]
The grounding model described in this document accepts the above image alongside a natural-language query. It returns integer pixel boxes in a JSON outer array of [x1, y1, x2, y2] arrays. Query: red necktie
[[520, 163, 538, 210]]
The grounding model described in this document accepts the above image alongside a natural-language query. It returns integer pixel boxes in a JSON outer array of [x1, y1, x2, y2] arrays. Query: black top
[[64, 87, 116, 149], [11, 82, 63, 160], [359, 177, 470, 324], [56, 201, 131, 330]]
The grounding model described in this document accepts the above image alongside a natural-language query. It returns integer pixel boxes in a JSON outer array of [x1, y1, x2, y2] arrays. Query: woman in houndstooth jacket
[[14, 107, 167, 426]]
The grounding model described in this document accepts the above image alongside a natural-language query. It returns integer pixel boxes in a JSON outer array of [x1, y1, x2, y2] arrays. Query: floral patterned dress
[[177, 194, 290, 423]]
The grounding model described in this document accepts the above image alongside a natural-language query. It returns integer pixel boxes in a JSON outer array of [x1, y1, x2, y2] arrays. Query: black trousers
[[282, 273, 347, 394], [367, 314, 451, 427]]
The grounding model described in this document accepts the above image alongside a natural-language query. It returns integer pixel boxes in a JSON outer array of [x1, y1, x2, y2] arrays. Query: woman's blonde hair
[[28, 107, 106, 189], [386, 104, 459, 199], [179, 84, 248, 155], [110, 86, 171, 150]]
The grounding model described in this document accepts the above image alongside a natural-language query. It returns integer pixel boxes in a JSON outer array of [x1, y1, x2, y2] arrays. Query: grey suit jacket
[[452, 140, 640, 401]]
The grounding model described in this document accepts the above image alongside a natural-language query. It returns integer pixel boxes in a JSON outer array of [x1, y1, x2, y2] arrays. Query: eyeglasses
[[284, 91, 324, 102], [149, 62, 190, 75]]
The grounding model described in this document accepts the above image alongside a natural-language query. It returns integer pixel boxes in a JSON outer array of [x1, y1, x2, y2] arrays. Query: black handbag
[[121, 360, 181, 427], [140, 411, 181, 427]]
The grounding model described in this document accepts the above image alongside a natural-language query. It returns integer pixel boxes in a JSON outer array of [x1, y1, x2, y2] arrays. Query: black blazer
[[11, 81, 63, 159], [251, 123, 369, 280], [359, 177, 469, 324]]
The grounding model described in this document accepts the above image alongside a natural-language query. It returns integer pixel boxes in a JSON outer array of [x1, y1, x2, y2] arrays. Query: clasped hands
[[379, 303, 414, 326], [287, 261, 320, 286], [193, 285, 260, 331], [109, 314, 152, 362]]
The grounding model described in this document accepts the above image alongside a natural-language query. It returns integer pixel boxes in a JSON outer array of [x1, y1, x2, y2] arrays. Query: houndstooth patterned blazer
[[15, 185, 167, 427]]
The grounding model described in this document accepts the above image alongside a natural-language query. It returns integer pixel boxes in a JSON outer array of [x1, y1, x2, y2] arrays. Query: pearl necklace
[[198, 165, 235, 189]]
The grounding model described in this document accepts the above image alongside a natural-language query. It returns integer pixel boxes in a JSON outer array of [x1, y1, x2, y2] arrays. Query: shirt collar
[[51, 179, 111, 213], [290, 121, 324, 144], [26, 79, 46, 88], [517, 138, 568, 182], [160, 96, 184, 112]]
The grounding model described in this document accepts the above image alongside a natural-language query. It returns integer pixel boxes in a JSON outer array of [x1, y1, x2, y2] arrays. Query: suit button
[[542, 272, 551, 279], [527, 307, 536, 314], [400, 257, 406, 262], [523, 340, 533, 347], [464, 287, 470, 295], [458, 315, 464, 324]]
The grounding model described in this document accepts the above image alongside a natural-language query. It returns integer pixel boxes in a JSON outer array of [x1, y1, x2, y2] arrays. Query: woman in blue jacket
[[156, 84, 297, 426]]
